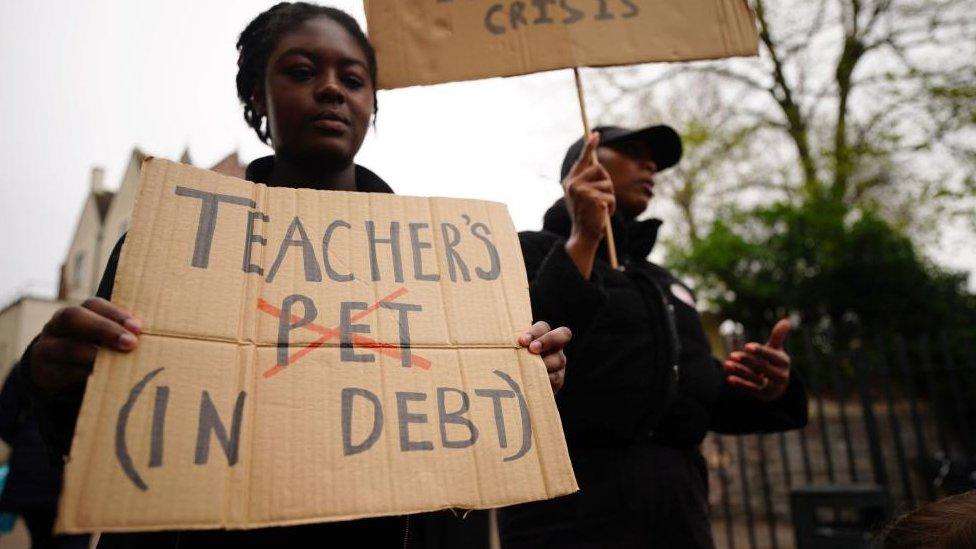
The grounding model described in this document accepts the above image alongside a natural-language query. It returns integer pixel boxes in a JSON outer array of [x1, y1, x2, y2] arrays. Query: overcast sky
[[1, 0, 972, 305], [0, 0, 594, 303]]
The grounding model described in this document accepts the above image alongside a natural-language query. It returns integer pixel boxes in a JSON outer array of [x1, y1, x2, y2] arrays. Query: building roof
[[0, 294, 64, 318], [210, 151, 246, 179], [93, 190, 115, 221]]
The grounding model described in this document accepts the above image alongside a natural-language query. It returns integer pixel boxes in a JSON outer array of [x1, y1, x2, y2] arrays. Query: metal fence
[[708, 328, 976, 548]]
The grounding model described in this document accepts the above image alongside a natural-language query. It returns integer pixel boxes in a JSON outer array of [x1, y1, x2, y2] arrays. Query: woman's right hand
[[563, 132, 615, 279], [30, 297, 142, 394]]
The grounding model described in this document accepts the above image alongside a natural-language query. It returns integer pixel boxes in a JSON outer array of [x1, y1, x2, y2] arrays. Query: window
[[73, 251, 85, 290]]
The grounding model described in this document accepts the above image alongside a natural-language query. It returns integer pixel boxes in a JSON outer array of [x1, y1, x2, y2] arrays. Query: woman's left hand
[[518, 321, 571, 394], [723, 319, 792, 401]]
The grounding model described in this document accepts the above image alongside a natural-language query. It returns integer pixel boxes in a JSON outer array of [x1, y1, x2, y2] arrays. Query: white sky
[[0, 0, 972, 303], [0, 0, 597, 302]]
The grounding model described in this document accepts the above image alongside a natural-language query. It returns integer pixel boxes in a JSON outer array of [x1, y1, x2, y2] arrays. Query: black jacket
[[16, 158, 439, 548], [0, 369, 64, 513], [518, 199, 808, 451]]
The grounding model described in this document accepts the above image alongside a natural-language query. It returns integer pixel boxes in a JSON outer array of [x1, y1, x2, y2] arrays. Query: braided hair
[[236, 2, 378, 145]]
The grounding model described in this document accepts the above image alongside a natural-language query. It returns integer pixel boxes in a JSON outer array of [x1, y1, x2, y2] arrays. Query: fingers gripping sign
[[564, 132, 616, 244], [518, 321, 571, 394], [31, 298, 143, 394], [723, 318, 792, 402]]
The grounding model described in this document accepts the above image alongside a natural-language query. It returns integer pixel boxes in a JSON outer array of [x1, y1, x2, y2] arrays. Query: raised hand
[[563, 132, 615, 279]]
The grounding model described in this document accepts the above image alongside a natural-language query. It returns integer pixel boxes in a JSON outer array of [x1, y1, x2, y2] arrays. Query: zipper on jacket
[[402, 515, 410, 549], [628, 265, 683, 386], [667, 302, 681, 383]]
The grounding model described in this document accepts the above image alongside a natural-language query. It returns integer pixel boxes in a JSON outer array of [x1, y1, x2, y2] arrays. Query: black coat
[[0, 369, 63, 513], [502, 199, 808, 548], [518, 199, 808, 451]]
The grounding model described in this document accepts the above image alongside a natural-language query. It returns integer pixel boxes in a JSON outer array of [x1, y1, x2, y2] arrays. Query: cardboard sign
[[57, 159, 577, 533], [364, 0, 759, 89]]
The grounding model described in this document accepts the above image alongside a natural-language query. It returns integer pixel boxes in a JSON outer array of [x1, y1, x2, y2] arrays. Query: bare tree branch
[[753, 0, 819, 191]]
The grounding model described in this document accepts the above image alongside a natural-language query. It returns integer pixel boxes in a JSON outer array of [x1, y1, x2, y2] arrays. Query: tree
[[595, 0, 976, 243], [589, 0, 976, 331], [673, 197, 976, 334]]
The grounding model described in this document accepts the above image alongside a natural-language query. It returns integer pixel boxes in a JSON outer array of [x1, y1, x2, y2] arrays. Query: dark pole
[[920, 335, 951, 458], [756, 434, 780, 549], [803, 330, 834, 483], [892, 335, 934, 502], [737, 434, 759, 549], [831, 350, 859, 483], [714, 435, 737, 549], [875, 336, 915, 507], [938, 332, 974, 457], [851, 342, 889, 489]]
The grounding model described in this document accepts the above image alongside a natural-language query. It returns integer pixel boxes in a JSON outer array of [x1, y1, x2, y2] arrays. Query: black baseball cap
[[559, 125, 683, 180]]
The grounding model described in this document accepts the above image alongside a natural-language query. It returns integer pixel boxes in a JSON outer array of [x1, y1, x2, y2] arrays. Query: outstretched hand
[[723, 319, 791, 401], [518, 321, 571, 394]]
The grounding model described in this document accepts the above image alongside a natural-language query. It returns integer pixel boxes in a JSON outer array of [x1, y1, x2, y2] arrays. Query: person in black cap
[[501, 126, 809, 548]]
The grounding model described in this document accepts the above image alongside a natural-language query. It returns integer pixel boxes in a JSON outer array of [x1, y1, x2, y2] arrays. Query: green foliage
[[599, 0, 976, 334], [672, 198, 976, 334]]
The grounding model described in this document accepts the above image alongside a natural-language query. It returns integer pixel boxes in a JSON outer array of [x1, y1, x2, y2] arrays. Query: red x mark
[[257, 287, 432, 379]]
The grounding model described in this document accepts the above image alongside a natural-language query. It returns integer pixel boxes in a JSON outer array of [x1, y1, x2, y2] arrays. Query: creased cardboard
[[364, 0, 759, 89], [56, 158, 577, 533]]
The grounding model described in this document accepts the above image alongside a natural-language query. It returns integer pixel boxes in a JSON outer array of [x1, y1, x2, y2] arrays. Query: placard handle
[[572, 67, 619, 270]]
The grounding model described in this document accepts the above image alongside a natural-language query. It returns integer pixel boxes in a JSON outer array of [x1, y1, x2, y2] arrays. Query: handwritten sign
[[56, 159, 577, 533], [364, 0, 759, 88]]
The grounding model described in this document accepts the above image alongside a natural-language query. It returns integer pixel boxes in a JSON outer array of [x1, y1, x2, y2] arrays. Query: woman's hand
[[563, 132, 615, 279], [30, 298, 142, 394], [723, 319, 791, 401], [518, 321, 572, 394]]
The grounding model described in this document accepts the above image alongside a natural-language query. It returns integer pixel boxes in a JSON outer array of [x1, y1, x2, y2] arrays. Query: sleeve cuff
[[528, 240, 608, 341], [16, 337, 84, 461], [769, 373, 809, 428]]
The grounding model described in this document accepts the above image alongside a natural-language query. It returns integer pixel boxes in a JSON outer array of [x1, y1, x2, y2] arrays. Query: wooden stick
[[572, 67, 620, 270]]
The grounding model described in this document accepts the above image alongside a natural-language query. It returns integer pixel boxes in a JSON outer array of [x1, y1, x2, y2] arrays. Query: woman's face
[[597, 139, 658, 220], [257, 16, 374, 169]]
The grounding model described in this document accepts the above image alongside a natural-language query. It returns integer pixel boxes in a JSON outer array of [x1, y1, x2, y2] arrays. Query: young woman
[[21, 3, 570, 547]]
